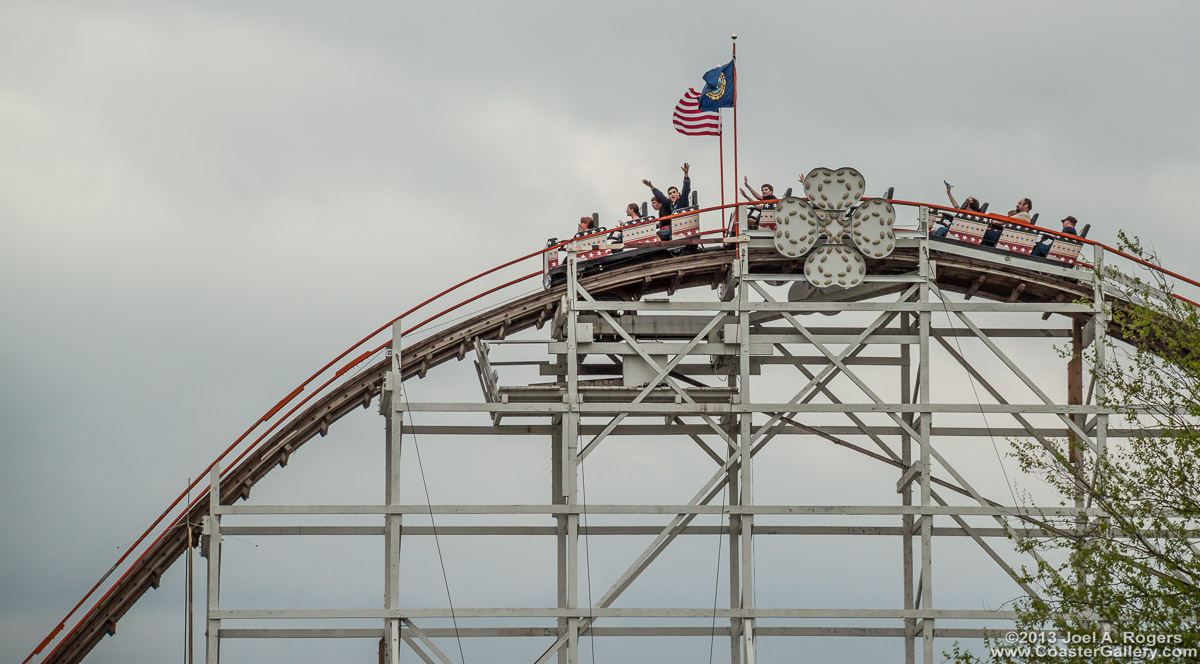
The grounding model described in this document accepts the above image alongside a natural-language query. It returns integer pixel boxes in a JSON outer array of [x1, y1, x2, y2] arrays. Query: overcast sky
[[3, 2, 1198, 663]]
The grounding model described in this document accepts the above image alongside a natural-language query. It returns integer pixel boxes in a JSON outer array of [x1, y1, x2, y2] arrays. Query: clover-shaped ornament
[[772, 167, 895, 288]]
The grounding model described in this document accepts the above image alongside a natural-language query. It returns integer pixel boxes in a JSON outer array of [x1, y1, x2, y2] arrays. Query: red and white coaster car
[[621, 210, 701, 246]]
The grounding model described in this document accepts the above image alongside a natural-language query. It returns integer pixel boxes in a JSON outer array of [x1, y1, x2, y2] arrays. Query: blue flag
[[698, 60, 735, 111]]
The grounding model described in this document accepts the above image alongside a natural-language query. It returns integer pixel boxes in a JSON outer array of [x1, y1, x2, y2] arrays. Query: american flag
[[673, 88, 721, 137]]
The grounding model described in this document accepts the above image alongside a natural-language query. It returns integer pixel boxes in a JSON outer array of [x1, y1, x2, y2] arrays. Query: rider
[[933, 182, 983, 237], [642, 178, 675, 241], [1031, 216, 1079, 258], [739, 176, 777, 209], [982, 197, 1033, 247]]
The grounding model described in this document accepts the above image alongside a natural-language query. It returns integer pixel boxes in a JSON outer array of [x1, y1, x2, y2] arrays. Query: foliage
[[952, 233, 1200, 663]]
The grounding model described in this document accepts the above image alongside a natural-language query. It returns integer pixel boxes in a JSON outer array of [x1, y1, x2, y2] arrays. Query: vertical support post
[[564, 250, 581, 663], [1068, 318, 1084, 447], [204, 466, 222, 664], [719, 234, 742, 664], [724, 247, 742, 664], [383, 321, 404, 663], [1068, 319, 1084, 419], [735, 241, 755, 664], [727, 407, 741, 664], [186, 492, 194, 664], [553, 421, 567, 664], [900, 312, 916, 664], [1091, 251, 1109, 487], [1069, 318, 1086, 534], [917, 208, 934, 662]]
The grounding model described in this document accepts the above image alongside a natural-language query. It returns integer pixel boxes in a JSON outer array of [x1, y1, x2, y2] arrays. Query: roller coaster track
[[26, 200, 1200, 664]]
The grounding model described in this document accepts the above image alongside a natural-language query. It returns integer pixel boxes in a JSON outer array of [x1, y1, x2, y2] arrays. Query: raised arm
[[742, 175, 763, 201], [645, 180, 670, 207], [680, 163, 691, 204], [944, 182, 959, 209], [739, 187, 764, 210]]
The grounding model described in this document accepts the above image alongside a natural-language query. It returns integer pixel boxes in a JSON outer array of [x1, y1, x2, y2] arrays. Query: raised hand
[[642, 179, 653, 189], [681, 163, 690, 176]]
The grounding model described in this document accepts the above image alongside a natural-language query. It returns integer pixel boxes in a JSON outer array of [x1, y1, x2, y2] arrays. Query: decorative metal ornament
[[772, 167, 896, 288]]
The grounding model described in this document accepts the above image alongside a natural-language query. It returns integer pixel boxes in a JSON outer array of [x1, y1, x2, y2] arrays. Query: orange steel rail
[[24, 197, 1200, 664]]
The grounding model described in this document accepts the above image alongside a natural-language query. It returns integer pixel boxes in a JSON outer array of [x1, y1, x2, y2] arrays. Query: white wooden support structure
[[735, 239, 756, 664], [204, 466, 221, 664], [195, 208, 1137, 663], [918, 207, 935, 663], [384, 320, 403, 663]]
